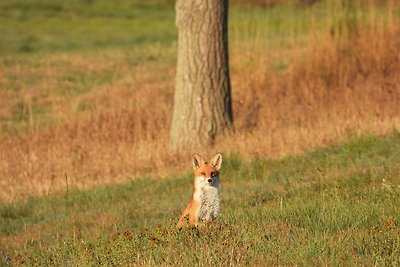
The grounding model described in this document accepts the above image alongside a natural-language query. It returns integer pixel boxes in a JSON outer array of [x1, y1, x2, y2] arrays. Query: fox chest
[[195, 187, 220, 223]]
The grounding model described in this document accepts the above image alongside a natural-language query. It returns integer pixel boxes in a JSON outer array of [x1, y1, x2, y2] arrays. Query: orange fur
[[177, 153, 222, 228]]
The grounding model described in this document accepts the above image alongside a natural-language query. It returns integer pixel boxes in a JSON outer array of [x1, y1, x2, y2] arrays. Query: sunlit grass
[[1, 134, 399, 265], [1, 2, 399, 265], [1, 0, 400, 206], [2, 0, 398, 137]]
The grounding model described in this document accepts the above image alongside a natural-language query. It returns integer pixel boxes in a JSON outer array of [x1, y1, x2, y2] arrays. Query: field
[[1, 134, 400, 265], [1, 0, 400, 265], [1, 0, 400, 201]]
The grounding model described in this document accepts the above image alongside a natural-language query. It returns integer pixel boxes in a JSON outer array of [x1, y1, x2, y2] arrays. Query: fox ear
[[192, 153, 205, 170], [210, 153, 223, 171]]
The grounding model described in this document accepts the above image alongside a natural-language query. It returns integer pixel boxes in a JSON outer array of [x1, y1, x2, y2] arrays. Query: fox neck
[[195, 182, 220, 204], [193, 176, 220, 223]]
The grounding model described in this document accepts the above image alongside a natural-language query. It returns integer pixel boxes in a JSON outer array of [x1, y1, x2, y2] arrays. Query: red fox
[[177, 153, 223, 228]]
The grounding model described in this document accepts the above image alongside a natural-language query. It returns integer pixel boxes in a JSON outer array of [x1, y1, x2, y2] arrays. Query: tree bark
[[170, 0, 233, 149]]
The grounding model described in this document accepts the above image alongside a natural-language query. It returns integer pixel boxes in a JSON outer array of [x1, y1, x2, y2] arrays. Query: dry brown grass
[[0, 56, 177, 200], [226, 24, 400, 154], [1, 3, 400, 202]]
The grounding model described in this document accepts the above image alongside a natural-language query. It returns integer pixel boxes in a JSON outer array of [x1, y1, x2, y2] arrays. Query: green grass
[[1, 133, 400, 265], [1, 1, 400, 262], [0, 0, 176, 55], [2, 0, 394, 55]]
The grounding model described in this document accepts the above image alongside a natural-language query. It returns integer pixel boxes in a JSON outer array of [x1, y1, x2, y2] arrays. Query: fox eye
[[211, 172, 216, 177], [201, 172, 206, 176]]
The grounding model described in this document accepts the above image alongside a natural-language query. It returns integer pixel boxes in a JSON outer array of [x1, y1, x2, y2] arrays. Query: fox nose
[[207, 178, 212, 183]]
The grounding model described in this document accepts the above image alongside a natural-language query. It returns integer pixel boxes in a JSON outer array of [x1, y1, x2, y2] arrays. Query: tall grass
[[228, 0, 400, 157], [1, 0, 400, 201]]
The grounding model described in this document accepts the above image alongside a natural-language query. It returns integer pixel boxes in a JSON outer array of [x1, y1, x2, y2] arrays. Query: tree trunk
[[170, 0, 233, 149]]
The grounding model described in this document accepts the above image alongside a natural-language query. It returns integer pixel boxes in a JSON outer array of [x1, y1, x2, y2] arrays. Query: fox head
[[192, 153, 222, 187]]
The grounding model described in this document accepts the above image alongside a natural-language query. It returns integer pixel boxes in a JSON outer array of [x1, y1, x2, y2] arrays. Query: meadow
[[1, 134, 400, 265], [1, 0, 400, 201], [1, 0, 400, 264]]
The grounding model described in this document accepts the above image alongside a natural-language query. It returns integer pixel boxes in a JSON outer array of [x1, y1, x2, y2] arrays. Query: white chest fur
[[196, 185, 220, 223]]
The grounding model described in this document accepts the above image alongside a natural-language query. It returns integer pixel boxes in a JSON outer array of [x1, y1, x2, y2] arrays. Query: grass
[[0, 0, 176, 54], [1, 134, 399, 265], [0, 0, 400, 205], [1, 0, 400, 264]]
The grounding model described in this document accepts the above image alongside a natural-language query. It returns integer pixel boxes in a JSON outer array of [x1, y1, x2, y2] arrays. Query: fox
[[177, 153, 223, 228]]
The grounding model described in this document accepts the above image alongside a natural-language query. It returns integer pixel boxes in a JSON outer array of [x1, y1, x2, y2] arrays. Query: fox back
[[177, 153, 223, 228]]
